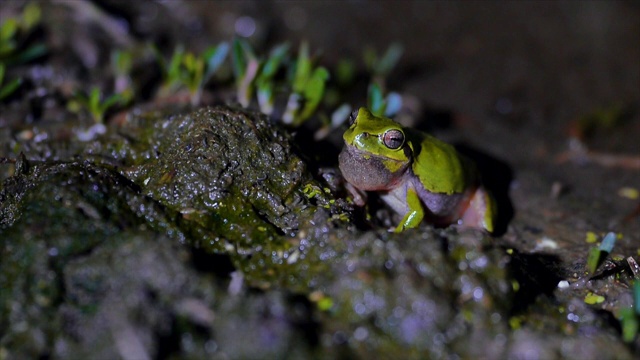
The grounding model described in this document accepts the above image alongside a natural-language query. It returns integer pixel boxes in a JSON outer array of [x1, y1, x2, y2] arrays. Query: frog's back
[[408, 131, 475, 195]]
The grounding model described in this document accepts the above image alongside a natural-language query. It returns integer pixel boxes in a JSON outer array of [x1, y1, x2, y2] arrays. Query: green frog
[[338, 107, 496, 233]]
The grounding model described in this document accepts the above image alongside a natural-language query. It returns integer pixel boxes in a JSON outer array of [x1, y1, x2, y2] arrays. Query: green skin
[[339, 107, 496, 233]]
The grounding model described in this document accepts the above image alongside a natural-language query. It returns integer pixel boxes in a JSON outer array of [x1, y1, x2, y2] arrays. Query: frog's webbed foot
[[345, 182, 367, 207]]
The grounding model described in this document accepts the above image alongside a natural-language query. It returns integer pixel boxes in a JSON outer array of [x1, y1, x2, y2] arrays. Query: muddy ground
[[1, 1, 639, 359]]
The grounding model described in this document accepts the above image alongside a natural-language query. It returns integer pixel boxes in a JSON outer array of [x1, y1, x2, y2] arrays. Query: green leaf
[[584, 292, 605, 305], [363, 46, 377, 72], [150, 44, 166, 73], [255, 43, 289, 114], [256, 82, 274, 114], [101, 93, 124, 112], [89, 88, 101, 112], [74, 88, 124, 123], [111, 50, 133, 76], [237, 57, 260, 107], [0, 19, 18, 41], [0, 77, 22, 100], [335, 59, 355, 86], [203, 42, 229, 82], [586, 246, 602, 274], [599, 232, 616, 253], [384, 92, 402, 117], [21, 2, 42, 32], [0, 42, 17, 57], [620, 307, 638, 342], [0, 63, 5, 83], [231, 39, 247, 78], [634, 281, 640, 315], [232, 39, 259, 107], [183, 52, 196, 71], [261, 43, 289, 79], [184, 54, 204, 93], [8, 43, 47, 64], [84, 88, 102, 122], [167, 46, 184, 86], [232, 38, 255, 79], [292, 42, 311, 93], [368, 82, 385, 116], [295, 66, 329, 123]]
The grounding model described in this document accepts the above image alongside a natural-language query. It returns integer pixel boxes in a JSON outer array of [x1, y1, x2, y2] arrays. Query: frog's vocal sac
[[338, 107, 496, 233]]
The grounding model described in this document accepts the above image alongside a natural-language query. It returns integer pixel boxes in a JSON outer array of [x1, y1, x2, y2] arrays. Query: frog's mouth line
[[343, 141, 411, 164]]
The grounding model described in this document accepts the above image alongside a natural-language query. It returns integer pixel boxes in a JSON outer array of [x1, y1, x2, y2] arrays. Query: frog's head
[[342, 107, 410, 163], [339, 107, 411, 190]]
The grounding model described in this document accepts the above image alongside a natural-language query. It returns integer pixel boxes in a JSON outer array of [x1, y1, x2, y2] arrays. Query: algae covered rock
[[115, 106, 314, 248]]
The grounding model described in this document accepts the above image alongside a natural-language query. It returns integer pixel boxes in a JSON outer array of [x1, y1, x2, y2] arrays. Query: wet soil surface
[[1, 1, 639, 359]]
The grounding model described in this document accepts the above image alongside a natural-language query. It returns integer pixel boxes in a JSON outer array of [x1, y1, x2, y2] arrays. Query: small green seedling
[[620, 307, 638, 342], [255, 43, 290, 115], [0, 2, 46, 65], [586, 232, 617, 274], [364, 43, 404, 79], [618, 281, 640, 342], [334, 59, 356, 87], [232, 40, 329, 125], [111, 49, 134, 102], [156, 42, 229, 105], [578, 103, 629, 138], [363, 43, 404, 118], [368, 82, 402, 118], [282, 42, 329, 126], [0, 63, 22, 101], [68, 87, 125, 124], [231, 38, 260, 108], [635, 280, 640, 315]]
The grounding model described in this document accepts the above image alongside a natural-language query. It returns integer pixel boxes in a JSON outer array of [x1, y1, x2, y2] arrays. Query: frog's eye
[[382, 129, 404, 149], [348, 109, 359, 126]]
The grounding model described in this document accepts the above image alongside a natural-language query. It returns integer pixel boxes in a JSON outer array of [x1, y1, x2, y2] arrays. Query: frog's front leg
[[394, 187, 425, 232]]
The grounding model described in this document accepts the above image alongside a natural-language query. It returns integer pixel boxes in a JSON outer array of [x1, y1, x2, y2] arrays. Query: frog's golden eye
[[382, 129, 404, 149], [348, 109, 359, 126]]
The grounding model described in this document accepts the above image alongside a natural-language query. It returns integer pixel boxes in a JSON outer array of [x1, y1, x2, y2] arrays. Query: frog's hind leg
[[460, 187, 496, 233]]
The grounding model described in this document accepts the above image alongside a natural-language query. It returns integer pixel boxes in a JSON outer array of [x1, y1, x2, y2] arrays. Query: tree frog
[[338, 107, 496, 233]]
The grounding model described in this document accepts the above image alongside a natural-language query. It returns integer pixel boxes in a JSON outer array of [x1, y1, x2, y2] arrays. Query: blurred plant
[[619, 281, 640, 342], [368, 82, 402, 118], [231, 38, 260, 108], [255, 43, 289, 115], [282, 42, 329, 126], [156, 42, 229, 105], [334, 59, 356, 88], [0, 2, 47, 65], [586, 232, 617, 274], [364, 43, 404, 118], [110, 49, 134, 103], [314, 103, 353, 140], [232, 39, 329, 126], [0, 63, 22, 101], [574, 103, 629, 140], [317, 44, 404, 140], [148, 39, 403, 128], [364, 43, 403, 84], [68, 87, 126, 124], [582, 232, 640, 342]]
